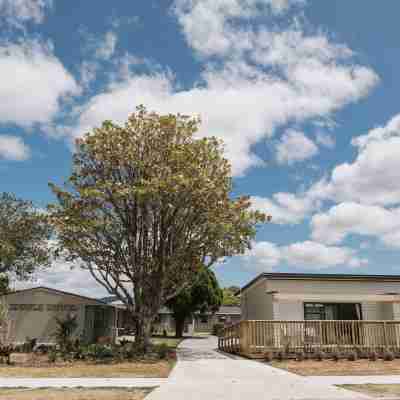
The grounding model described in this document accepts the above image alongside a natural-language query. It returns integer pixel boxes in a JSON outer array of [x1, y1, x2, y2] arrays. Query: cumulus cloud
[[315, 131, 335, 149], [0, 40, 79, 127], [243, 240, 367, 271], [94, 31, 118, 60], [275, 129, 319, 165], [60, 0, 378, 176], [308, 114, 400, 206], [311, 202, 400, 248], [0, 0, 52, 27], [15, 259, 109, 299], [0, 134, 30, 161], [251, 192, 319, 224]]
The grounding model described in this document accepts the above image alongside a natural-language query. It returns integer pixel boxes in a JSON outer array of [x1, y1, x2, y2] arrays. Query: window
[[304, 303, 362, 320]]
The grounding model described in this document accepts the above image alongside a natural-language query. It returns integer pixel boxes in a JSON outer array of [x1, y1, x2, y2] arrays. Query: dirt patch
[[0, 360, 174, 378], [0, 388, 150, 400], [271, 359, 400, 376], [338, 384, 400, 398]]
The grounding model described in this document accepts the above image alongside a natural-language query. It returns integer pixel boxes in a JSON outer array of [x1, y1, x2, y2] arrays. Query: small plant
[[212, 323, 225, 337], [53, 314, 78, 354], [155, 343, 170, 359], [22, 337, 37, 353], [84, 344, 114, 360], [48, 348, 57, 363], [264, 351, 273, 362], [347, 351, 358, 361], [369, 351, 378, 361], [296, 352, 305, 362], [315, 351, 326, 361], [383, 350, 395, 361], [275, 351, 285, 361]]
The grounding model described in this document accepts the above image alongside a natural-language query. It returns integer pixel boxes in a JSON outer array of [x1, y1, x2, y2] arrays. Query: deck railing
[[218, 320, 400, 358]]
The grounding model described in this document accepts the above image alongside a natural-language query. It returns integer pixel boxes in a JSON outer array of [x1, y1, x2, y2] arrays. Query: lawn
[[271, 359, 400, 376], [0, 388, 150, 400], [150, 337, 182, 349], [338, 384, 400, 398], [0, 359, 173, 378]]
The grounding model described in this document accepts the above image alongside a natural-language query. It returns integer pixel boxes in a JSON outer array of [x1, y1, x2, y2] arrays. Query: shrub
[[369, 351, 378, 361], [212, 323, 225, 337], [48, 349, 57, 363], [154, 343, 170, 360], [53, 314, 78, 354], [275, 351, 285, 361], [264, 351, 273, 362], [347, 351, 358, 361], [384, 350, 395, 361], [84, 344, 114, 360], [315, 351, 326, 361], [296, 352, 305, 362]]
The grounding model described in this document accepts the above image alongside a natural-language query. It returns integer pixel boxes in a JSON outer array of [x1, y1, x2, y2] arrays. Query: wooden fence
[[218, 320, 400, 358]]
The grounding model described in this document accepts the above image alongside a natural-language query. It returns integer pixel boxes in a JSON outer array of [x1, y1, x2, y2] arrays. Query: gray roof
[[240, 273, 400, 293]]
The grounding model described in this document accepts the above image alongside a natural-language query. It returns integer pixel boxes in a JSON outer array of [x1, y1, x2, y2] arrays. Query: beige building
[[2, 287, 125, 344], [241, 273, 400, 321]]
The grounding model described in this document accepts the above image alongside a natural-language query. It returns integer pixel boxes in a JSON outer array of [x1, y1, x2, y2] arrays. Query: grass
[[271, 359, 400, 376], [338, 384, 400, 398], [0, 360, 173, 378], [0, 388, 151, 400], [150, 337, 182, 349]]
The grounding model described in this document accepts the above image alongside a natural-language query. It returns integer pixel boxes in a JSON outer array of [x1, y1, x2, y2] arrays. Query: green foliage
[[48, 348, 57, 363], [84, 344, 114, 360], [22, 337, 37, 353], [222, 286, 240, 306], [166, 266, 223, 338], [0, 193, 52, 282], [154, 343, 170, 359], [53, 314, 78, 353], [49, 106, 266, 350], [212, 323, 225, 337]]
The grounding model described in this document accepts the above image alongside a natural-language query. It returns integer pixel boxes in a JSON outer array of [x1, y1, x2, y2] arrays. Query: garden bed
[[338, 384, 400, 398], [271, 359, 400, 376], [0, 387, 150, 400]]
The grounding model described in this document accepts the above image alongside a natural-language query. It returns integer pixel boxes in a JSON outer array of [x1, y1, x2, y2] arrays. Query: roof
[[216, 306, 241, 315], [240, 273, 400, 294], [4, 286, 109, 307]]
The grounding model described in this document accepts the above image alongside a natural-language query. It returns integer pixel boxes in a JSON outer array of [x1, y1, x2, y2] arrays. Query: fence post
[[383, 321, 388, 349], [240, 321, 250, 356]]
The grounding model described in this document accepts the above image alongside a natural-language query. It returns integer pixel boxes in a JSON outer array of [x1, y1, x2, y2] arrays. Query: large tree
[[222, 286, 241, 306], [166, 266, 223, 338], [0, 193, 52, 288], [49, 106, 265, 350]]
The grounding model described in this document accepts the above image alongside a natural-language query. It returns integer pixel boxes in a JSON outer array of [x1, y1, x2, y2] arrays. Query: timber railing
[[218, 320, 400, 358]]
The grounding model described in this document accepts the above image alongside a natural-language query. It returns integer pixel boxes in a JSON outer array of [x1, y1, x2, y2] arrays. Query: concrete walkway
[[0, 377, 167, 388], [146, 336, 372, 400], [310, 375, 400, 385]]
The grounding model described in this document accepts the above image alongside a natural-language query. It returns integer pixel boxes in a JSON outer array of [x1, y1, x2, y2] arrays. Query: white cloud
[[244, 240, 367, 271], [251, 192, 318, 224], [309, 114, 400, 206], [315, 131, 335, 149], [0, 134, 30, 161], [0, 0, 52, 27], [276, 129, 318, 165], [15, 259, 109, 299], [95, 31, 118, 60], [58, 0, 379, 176], [311, 202, 400, 247], [0, 40, 79, 127]]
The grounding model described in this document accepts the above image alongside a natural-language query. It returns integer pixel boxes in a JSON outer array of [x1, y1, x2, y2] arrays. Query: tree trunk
[[135, 316, 153, 353], [174, 315, 186, 338]]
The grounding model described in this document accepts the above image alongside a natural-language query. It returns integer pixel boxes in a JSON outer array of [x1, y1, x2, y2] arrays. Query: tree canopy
[[222, 286, 241, 306], [166, 266, 223, 338], [49, 106, 266, 350], [0, 193, 52, 286]]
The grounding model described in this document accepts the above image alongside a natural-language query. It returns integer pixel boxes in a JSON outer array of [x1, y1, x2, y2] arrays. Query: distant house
[[2, 287, 125, 344], [240, 273, 400, 321]]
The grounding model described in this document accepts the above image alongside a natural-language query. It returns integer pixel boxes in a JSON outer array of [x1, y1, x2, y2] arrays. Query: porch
[[218, 320, 400, 358]]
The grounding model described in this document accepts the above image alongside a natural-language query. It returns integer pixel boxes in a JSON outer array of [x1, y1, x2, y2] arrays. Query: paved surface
[[146, 336, 371, 400], [310, 375, 400, 385], [0, 378, 167, 388]]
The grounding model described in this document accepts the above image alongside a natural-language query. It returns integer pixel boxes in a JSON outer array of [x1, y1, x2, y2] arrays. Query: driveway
[[147, 336, 371, 400]]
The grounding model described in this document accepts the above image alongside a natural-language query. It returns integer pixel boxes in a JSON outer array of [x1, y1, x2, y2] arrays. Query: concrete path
[[0, 378, 167, 388], [146, 336, 371, 400], [310, 376, 400, 385]]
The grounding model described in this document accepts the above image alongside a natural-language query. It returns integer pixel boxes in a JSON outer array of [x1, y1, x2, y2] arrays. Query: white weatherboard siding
[[274, 300, 304, 320], [241, 279, 272, 320]]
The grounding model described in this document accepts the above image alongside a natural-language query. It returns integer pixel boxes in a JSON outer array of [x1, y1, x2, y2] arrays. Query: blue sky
[[2, 0, 400, 297]]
